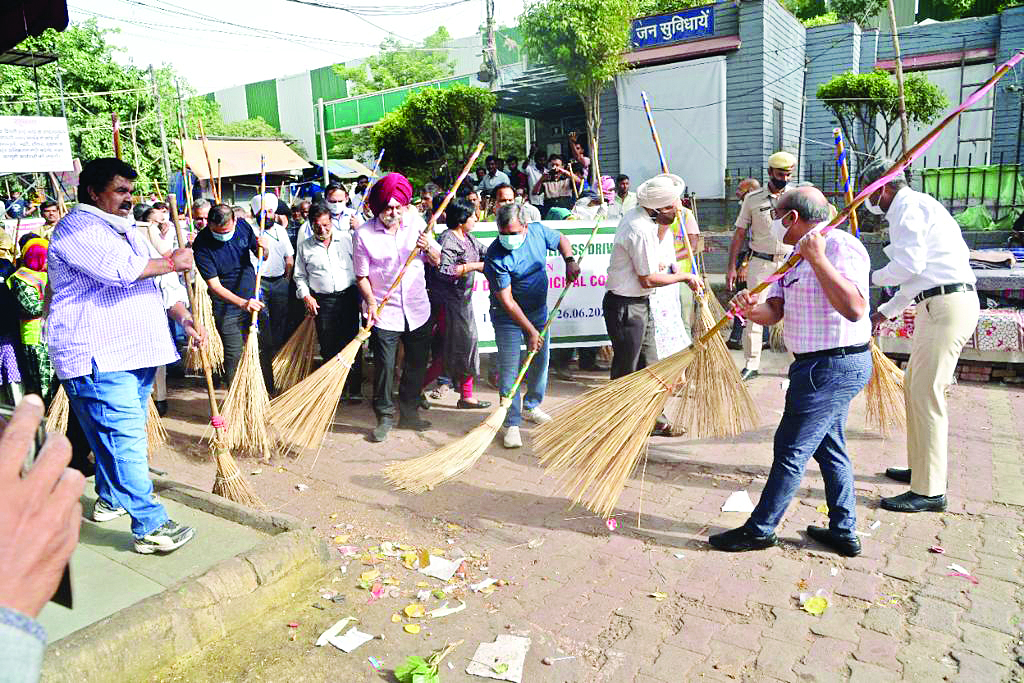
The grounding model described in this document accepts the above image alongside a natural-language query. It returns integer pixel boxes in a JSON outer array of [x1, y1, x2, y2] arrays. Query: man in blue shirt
[[483, 203, 580, 448], [192, 203, 274, 392]]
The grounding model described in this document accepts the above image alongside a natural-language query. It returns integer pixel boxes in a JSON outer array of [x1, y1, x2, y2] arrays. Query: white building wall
[[277, 72, 316, 158], [214, 85, 248, 123]]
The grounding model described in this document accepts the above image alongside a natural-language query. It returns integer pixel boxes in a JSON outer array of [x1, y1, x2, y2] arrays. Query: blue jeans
[[492, 307, 550, 428], [64, 362, 168, 538], [746, 350, 872, 537]]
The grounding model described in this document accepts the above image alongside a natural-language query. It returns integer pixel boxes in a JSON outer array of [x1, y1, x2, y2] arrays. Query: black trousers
[[602, 291, 657, 380], [313, 287, 363, 397], [370, 318, 431, 421], [260, 275, 290, 358], [215, 305, 275, 394]]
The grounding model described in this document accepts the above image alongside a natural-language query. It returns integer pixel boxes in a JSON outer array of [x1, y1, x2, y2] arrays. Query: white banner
[[470, 220, 617, 352], [0, 116, 74, 173]]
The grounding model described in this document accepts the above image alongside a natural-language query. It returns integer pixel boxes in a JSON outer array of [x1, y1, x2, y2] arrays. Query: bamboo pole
[[112, 112, 122, 160], [833, 128, 860, 236], [886, 0, 911, 157], [196, 118, 219, 203]]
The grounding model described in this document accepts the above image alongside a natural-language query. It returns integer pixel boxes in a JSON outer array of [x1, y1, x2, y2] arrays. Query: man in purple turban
[[353, 173, 442, 442]]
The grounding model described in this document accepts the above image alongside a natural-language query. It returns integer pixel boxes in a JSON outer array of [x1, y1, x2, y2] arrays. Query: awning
[[493, 65, 583, 119], [181, 139, 310, 180], [322, 158, 376, 179], [0, 1, 68, 54]]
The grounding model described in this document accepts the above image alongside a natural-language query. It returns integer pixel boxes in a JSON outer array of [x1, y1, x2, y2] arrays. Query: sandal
[[429, 384, 450, 400], [457, 399, 492, 410]]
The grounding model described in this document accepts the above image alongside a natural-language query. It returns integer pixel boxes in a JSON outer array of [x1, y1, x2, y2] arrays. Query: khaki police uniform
[[734, 184, 792, 370]]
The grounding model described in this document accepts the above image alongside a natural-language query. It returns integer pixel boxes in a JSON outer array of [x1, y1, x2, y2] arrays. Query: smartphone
[[0, 402, 73, 609]]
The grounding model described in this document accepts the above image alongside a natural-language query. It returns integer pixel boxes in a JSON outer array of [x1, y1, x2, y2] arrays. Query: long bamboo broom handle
[[112, 113, 122, 160], [640, 91, 699, 279], [696, 49, 1024, 346], [352, 148, 386, 217], [216, 158, 222, 204], [168, 194, 222, 422], [249, 155, 268, 330], [833, 128, 860, 236], [196, 118, 220, 204], [370, 142, 484, 320]]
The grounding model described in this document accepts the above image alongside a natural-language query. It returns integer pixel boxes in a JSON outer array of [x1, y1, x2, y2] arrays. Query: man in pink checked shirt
[[353, 173, 441, 443], [709, 186, 873, 558]]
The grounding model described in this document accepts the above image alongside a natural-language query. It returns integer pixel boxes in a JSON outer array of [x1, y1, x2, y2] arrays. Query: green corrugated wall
[[310, 65, 348, 104], [245, 79, 281, 130]]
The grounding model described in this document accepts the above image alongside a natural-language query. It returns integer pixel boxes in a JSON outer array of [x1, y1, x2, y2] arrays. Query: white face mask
[[78, 203, 132, 234], [327, 201, 346, 215], [864, 192, 885, 215], [769, 217, 790, 244]]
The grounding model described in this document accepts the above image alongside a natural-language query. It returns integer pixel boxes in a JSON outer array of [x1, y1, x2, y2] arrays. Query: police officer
[[726, 152, 796, 380]]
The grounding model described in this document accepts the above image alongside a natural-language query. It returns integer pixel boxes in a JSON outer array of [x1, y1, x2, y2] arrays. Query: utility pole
[[485, 0, 498, 152], [886, 0, 911, 157], [150, 65, 172, 191], [318, 98, 329, 187]]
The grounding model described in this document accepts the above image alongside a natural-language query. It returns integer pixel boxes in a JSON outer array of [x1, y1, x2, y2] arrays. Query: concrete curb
[[41, 480, 332, 683]]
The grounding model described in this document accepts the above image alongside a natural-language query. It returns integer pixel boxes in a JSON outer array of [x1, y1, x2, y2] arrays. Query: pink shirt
[[766, 228, 871, 355], [352, 211, 432, 332]]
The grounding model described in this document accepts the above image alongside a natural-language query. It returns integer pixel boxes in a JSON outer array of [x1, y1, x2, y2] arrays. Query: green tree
[[371, 85, 495, 186], [817, 69, 948, 160], [828, 0, 887, 24], [334, 27, 455, 95], [0, 20, 298, 194], [519, 0, 634, 197]]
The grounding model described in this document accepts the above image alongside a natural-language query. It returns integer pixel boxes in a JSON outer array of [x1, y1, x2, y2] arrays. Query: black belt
[[262, 274, 285, 282], [792, 342, 869, 361], [750, 249, 785, 262], [605, 291, 650, 304], [913, 282, 975, 304]]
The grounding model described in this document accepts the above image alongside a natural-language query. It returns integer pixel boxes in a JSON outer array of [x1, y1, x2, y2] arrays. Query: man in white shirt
[[303, 183, 361, 241], [477, 155, 511, 196], [861, 159, 979, 514], [604, 174, 700, 434], [525, 149, 547, 210], [294, 202, 363, 401], [612, 175, 637, 218], [493, 183, 541, 223], [249, 193, 294, 357]]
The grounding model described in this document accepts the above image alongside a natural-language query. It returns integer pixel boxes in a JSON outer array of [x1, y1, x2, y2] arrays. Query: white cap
[[636, 173, 686, 210], [250, 192, 279, 215]]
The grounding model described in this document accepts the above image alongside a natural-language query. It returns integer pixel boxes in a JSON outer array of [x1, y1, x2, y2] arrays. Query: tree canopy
[[333, 27, 455, 96], [817, 69, 948, 159], [0, 20, 298, 192]]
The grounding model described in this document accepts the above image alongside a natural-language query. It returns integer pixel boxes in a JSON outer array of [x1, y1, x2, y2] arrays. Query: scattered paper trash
[[471, 578, 498, 593], [816, 504, 829, 515], [316, 617, 357, 646], [466, 635, 531, 683], [328, 627, 375, 653], [606, 518, 618, 531], [368, 656, 382, 670], [869, 520, 881, 530], [722, 490, 755, 513], [542, 655, 576, 665], [338, 546, 360, 557], [295, 484, 309, 492], [404, 624, 421, 634], [830, 567, 839, 577], [803, 595, 829, 616], [929, 545, 945, 554], [947, 564, 979, 584], [404, 604, 426, 618], [527, 538, 544, 549], [419, 555, 466, 581], [428, 601, 466, 618], [649, 591, 668, 601], [673, 552, 686, 560], [250, 468, 262, 475]]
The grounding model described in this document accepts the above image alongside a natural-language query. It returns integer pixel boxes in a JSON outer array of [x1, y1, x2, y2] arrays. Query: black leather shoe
[[806, 525, 861, 557], [370, 419, 393, 443], [884, 467, 911, 483], [398, 415, 432, 432], [726, 339, 742, 350], [880, 491, 947, 513], [708, 526, 778, 552], [154, 399, 168, 417], [418, 395, 431, 410], [456, 399, 491, 410], [739, 368, 759, 381]]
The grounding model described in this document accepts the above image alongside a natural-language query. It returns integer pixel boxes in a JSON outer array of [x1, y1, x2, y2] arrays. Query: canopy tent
[[180, 139, 310, 180], [321, 158, 376, 180]]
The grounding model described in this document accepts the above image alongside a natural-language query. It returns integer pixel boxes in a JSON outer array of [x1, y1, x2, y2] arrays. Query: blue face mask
[[499, 232, 526, 251], [211, 228, 235, 242]]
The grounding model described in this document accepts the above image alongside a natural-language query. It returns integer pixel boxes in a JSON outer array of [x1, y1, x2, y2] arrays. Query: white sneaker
[[522, 407, 552, 424], [503, 426, 522, 449], [92, 498, 128, 522], [134, 520, 195, 554]]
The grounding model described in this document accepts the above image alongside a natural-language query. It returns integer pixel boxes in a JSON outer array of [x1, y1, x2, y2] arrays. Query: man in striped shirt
[[47, 158, 204, 555], [709, 187, 872, 557]]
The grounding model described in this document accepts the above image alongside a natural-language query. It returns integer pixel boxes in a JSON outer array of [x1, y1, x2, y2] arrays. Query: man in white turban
[[603, 173, 701, 435]]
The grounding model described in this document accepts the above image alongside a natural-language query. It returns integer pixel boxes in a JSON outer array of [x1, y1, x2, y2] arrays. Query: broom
[[383, 136, 612, 492], [169, 195, 263, 507], [534, 53, 1023, 517], [46, 385, 70, 433], [270, 143, 485, 453], [146, 396, 168, 451], [215, 156, 277, 461], [832, 128, 906, 433], [196, 118, 220, 203], [272, 315, 317, 392], [637, 91, 757, 438]]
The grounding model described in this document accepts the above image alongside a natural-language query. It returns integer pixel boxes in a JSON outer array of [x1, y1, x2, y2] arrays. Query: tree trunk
[[582, 89, 604, 212]]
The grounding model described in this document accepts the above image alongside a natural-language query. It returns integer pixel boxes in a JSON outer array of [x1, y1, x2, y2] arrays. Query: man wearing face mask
[[192, 204, 273, 391], [302, 183, 360, 241], [728, 152, 796, 380], [859, 159, 978, 514], [294, 202, 363, 402], [604, 174, 702, 436], [484, 203, 580, 448], [726, 178, 761, 350], [249, 193, 294, 357], [47, 157, 205, 554], [710, 187, 872, 556], [353, 173, 441, 443]]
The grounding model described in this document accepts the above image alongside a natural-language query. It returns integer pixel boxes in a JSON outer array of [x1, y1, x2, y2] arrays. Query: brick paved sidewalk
[[155, 349, 1024, 682]]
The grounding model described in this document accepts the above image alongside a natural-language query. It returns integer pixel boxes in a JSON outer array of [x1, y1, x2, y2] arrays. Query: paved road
[[153, 349, 1024, 682]]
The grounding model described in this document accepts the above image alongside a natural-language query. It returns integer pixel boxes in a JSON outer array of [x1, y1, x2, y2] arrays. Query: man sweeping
[[709, 186, 872, 557], [861, 160, 979, 513], [47, 157, 204, 554], [353, 173, 441, 443], [727, 152, 796, 380], [604, 173, 702, 436]]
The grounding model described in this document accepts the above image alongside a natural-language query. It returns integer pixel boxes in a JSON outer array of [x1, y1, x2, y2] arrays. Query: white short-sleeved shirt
[[606, 207, 664, 298]]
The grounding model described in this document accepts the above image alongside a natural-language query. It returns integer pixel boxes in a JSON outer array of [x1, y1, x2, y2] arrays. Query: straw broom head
[[668, 299, 759, 439], [270, 327, 370, 453], [146, 396, 168, 451], [865, 340, 906, 434], [216, 332, 278, 461], [383, 404, 509, 492], [46, 385, 70, 433], [769, 320, 786, 353], [210, 433, 264, 508], [272, 316, 318, 393], [185, 279, 224, 374], [535, 347, 696, 518]]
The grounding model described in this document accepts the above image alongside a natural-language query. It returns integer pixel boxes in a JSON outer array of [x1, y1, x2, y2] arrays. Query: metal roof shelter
[[181, 139, 310, 180], [492, 66, 582, 119], [0, 48, 57, 67]]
